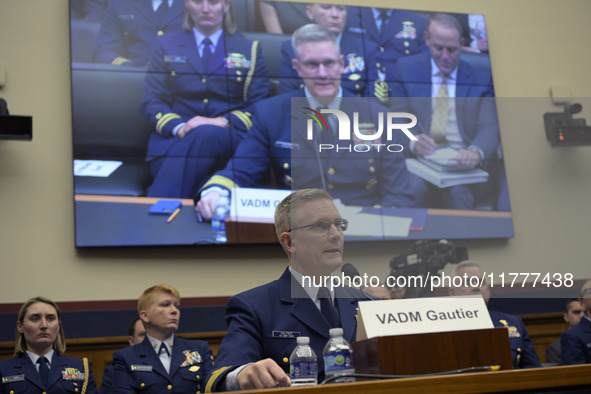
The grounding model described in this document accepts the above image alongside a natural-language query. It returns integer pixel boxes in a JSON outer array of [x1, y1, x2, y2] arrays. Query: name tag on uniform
[[274, 141, 299, 150], [117, 14, 134, 20], [131, 365, 153, 372], [2, 374, 25, 384], [164, 56, 187, 64], [272, 331, 300, 338]]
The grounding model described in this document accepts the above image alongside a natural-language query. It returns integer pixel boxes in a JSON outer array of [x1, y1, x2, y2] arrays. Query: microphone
[[0, 98, 9, 116], [341, 263, 375, 300], [312, 124, 327, 191], [341, 263, 361, 281]]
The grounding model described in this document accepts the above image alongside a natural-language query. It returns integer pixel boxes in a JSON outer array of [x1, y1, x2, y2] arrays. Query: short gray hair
[[291, 23, 339, 59], [274, 188, 333, 249]]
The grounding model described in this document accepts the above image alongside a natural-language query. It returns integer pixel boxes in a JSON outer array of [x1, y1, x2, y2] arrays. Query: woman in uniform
[[0, 297, 98, 393]]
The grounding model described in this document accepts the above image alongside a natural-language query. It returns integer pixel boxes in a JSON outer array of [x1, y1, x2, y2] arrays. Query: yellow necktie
[[430, 76, 449, 145]]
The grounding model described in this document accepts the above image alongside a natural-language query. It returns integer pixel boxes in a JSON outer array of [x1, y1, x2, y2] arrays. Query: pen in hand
[[167, 207, 181, 223]]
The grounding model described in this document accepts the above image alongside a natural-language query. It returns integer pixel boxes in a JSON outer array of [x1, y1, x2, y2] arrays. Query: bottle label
[[290, 361, 318, 379], [323, 351, 353, 372], [211, 219, 226, 232]]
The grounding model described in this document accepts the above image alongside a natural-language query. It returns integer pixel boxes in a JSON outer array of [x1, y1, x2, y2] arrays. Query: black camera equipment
[[389, 240, 468, 298]]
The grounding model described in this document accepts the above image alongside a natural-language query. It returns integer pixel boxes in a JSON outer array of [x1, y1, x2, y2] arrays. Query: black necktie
[[159, 342, 170, 357], [37, 356, 49, 386], [155, 0, 169, 22], [378, 10, 389, 35], [201, 37, 213, 73], [318, 287, 340, 328]]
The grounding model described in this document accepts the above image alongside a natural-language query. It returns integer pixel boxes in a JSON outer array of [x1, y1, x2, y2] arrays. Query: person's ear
[[279, 231, 293, 253], [139, 310, 149, 324], [16, 321, 23, 334], [305, 4, 314, 20], [292, 58, 303, 78]]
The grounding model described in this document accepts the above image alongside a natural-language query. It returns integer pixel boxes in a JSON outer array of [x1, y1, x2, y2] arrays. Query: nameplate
[[230, 188, 291, 221], [130, 365, 153, 372], [2, 374, 25, 384], [272, 330, 300, 338], [356, 296, 492, 340]]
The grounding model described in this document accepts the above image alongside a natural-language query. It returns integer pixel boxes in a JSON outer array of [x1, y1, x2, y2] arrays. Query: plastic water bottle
[[211, 190, 230, 243], [289, 336, 318, 386], [322, 328, 355, 383]]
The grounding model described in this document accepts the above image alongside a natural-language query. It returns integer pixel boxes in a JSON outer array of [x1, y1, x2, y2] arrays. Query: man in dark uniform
[[93, 0, 185, 66], [278, 3, 380, 98], [345, 7, 428, 76], [545, 298, 584, 364], [112, 284, 213, 393], [141, 0, 271, 198], [561, 280, 591, 365], [205, 188, 367, 391], [449, 262, 542, 369], [196, 23, 414, 220], [100, 318, 146, 393]]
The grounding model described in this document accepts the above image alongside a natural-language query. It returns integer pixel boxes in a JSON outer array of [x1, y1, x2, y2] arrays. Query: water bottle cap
[[296, 336, 310, 344], [329, 328, 343, 337]]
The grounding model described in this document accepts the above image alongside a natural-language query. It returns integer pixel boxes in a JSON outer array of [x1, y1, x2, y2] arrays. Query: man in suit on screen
[[387, 13, 500, 210]]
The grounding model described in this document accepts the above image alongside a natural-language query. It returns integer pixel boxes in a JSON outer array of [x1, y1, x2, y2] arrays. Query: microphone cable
[[320, 365, 502, 384]]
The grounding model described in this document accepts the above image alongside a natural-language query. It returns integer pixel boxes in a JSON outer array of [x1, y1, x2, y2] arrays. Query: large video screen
[[70, 0, 513, 247]]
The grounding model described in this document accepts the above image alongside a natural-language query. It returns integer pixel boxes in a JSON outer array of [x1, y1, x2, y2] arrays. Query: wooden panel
[[520, 312, 568, 363], [353, 328, 513, 375], [226, 219, 278, 244]]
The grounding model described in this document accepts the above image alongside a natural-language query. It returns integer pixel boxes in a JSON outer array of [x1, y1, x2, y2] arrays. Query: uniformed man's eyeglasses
[[298, 59, 340, 71], [289, 219, 348, 233]]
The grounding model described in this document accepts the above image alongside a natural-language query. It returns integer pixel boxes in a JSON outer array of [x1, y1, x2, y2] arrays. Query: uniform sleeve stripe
[[204, 366, 232, 393], [112, 57, 131, 65], [156, 113, 181, 134], [231, 110, 252, 130], [243, 40, 258, 102], [203, 175, 238, 190]]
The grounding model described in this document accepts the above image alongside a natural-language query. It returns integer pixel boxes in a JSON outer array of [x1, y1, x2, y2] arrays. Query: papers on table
[[406, 158, 489, 188], [74, 160, 122, 177], [333, 200, 412, 238], [419, 146, 474, 172]]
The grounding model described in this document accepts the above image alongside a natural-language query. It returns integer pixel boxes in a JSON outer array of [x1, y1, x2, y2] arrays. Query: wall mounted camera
[[0, 98, 33, 141], [544, 103, 591, 146]]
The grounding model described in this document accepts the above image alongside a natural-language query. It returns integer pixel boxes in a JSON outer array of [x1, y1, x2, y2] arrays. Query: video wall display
[[70, 0, 513, 247]]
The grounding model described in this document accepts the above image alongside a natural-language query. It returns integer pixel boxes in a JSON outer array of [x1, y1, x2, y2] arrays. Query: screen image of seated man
[[278, 3, 380, 98], [93, 0, 185, 66], [387, 13, 500, 210], [196, 23, 414, 220], [205, 188, 368, 391], [448, 261, 542, 369], [141, 0, 271, 198]]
